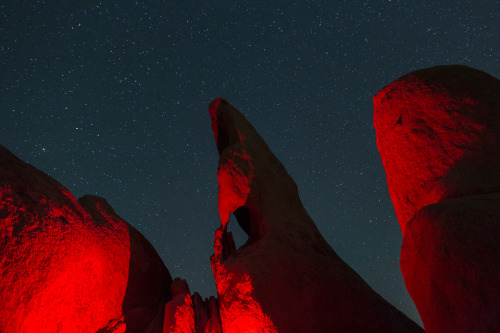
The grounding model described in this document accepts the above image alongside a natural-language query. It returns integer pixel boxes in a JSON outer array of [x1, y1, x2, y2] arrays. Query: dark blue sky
[[1, 0, 498, 326]]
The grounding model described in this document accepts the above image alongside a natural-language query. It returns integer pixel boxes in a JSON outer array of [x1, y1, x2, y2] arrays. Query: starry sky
[[1, 0, 499, 326]]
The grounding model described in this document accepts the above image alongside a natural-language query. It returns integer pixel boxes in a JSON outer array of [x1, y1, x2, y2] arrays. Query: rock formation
[[374, 65, 500, 332], [0, 145, 171, 333], [163, 278, 196, 333], [163, 278, 221, 333], [209, 98, 424, 332]]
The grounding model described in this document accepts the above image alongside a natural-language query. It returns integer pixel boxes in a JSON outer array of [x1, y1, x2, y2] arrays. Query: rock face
[[374, 65, 500, 235], [374, 65, 500, 332], [0, 145, 172, 333], [163, 278, 196, 333], [209, 98, 424, 332]]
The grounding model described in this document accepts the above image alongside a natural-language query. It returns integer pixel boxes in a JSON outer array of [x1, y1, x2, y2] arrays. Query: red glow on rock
[[0, 145, 171, 333], [163, 279, 196, 333], [163, 278, 222, 333], [374, 68, 491, 234], [210, 228, 277, 333], [0, 189, 130, 332], [374, 65, 500, 332], [217, 146, 254, 228]]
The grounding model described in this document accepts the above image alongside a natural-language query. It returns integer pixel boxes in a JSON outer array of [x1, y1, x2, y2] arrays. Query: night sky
[[1, 1, 498, 326]]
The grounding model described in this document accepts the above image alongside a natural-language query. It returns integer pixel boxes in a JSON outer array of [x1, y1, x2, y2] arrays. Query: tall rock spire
[[209, 98, 423, 332]]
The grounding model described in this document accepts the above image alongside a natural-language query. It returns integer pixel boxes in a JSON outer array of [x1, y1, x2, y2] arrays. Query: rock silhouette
[[0, 145, 171, 333], [209, 98, 423, 332], [374, 65, 500, 332]]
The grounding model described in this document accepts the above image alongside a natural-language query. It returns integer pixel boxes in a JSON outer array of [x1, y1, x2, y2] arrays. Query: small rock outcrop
[[163, 278, 221, 333], [209, 98, 424, 332], [163, 278, 196, 333], [374, 65, 500, 332], [0, 145, 172, 333]]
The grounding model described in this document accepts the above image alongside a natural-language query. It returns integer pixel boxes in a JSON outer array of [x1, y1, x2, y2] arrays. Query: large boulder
[[374, 65, 500, 332], [373, 65, 500, 235], [208, 98, 423, 332], [0, 145, 172, 333]]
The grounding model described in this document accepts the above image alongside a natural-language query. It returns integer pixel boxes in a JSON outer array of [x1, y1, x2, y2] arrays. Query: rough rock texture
[[163, 278, 222, 333], [374, 65, 500, 332], [0, 145, 172, 333], [209, 98, 424, 332], [374, 65, 500, 235], [163, 278, 196, 333]]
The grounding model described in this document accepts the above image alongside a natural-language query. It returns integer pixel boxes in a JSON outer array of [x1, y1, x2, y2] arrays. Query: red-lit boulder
[[374, 65, 500, 332], [0, 145, 172, 333], [374, 65, 500, 235], [209, 98, 423, 332]]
